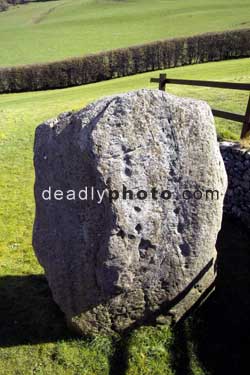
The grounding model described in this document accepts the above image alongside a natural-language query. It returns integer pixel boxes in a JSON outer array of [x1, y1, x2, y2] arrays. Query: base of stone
[[66, 257, 216, 336]]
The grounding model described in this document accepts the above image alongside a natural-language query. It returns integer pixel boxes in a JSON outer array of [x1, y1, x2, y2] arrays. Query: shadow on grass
[[171, 214, 250, 375], [1, 215, 250, 375], [0, 274, 76, 348], [109, 335, 130, 375]]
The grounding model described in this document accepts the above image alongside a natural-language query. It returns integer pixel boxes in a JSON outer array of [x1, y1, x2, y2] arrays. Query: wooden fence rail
[[150, 73, 250, 139]]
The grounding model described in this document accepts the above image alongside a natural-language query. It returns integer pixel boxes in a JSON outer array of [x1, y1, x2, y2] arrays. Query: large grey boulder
[[33, 89, 227, 335]]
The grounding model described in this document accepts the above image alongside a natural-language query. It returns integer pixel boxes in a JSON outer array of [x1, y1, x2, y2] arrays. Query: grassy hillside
[[0, 58, 249, 374], [0, 0, 250, 67]]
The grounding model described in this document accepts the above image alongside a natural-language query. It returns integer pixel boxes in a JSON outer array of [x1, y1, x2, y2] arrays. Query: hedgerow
[[0, 28, 249, 93]]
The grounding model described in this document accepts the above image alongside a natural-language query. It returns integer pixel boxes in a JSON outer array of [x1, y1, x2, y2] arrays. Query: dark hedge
[[0, 28, 250, 93], [0, 0, 56, 12]]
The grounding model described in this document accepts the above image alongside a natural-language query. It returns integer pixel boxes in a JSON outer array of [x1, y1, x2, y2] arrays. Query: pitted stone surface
[[33, 89, 227, 334]]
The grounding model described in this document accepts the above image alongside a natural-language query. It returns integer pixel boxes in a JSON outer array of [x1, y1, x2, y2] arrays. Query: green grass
[[0, 57, 248, 273], [0, 337, 114, 375], [0, 58, 249, 374], [125, 326, 175, 375], [0, 0, 250, 67]]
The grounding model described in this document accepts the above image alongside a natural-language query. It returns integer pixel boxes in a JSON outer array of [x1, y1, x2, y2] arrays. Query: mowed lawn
[[0, 58, 249, 374], [0, 0, 250, 66]]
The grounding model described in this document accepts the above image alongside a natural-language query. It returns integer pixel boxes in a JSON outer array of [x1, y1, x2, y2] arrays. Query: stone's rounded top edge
[[38, 111, 73, 130], [36, 88, 213, 131], [94, 88, 212, 110]]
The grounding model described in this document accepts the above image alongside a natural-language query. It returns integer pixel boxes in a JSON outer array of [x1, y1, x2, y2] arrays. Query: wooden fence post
[[159, 73, 166, 91], [240, 95, 250, 139]]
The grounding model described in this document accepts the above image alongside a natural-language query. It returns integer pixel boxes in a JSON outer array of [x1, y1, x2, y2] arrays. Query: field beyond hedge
[[0, 0, 250, 67]]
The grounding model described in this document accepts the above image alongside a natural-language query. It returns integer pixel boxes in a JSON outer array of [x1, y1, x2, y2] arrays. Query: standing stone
[[33, 89, 227, 335]]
